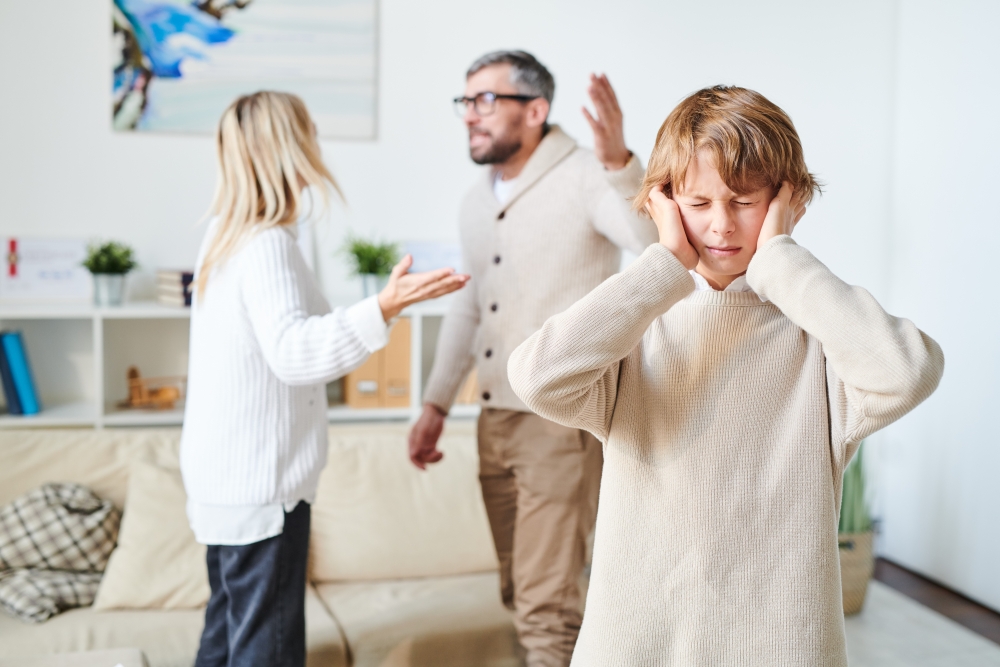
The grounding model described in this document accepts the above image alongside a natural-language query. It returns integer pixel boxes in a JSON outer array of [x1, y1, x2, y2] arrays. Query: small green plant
[[839, 443, 872, 534], [83, 241, 137, 274], [344, 236, 399, 276]]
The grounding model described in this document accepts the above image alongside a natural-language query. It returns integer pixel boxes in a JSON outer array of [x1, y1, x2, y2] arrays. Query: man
[[408, 50, 655, 667]]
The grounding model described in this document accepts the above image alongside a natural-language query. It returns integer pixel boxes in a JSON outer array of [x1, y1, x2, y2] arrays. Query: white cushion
[[311, 422, 497, 582], [314, 572, 520, 667], [93, 461, 208, 611]]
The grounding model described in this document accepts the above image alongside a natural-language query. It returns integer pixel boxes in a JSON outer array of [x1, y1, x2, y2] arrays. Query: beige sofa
[[0, 422, 523, 667]]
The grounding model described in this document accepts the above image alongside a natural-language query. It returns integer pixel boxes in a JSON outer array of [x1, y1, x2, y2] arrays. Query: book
[[156, 270, 194, 307], [0, 332, 41, 415], [0, 336, 22, 415]]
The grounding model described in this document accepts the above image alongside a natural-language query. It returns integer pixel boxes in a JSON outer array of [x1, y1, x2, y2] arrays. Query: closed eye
[[735, 201, 756, 206]]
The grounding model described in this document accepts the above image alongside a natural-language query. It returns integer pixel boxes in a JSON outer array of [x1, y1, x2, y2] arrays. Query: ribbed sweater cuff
[[626, 243, 697, 311], [745, 235, 800, 302], [346, 295, 390, 353], [604, 153, 644, 199]]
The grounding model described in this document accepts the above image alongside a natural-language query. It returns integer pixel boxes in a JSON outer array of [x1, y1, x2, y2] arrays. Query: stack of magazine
[[0, 331, 40, 416], [157, 270, 194, 308]]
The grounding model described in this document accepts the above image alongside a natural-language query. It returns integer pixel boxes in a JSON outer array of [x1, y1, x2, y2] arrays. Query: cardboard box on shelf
[[344, 318, 411, 409]]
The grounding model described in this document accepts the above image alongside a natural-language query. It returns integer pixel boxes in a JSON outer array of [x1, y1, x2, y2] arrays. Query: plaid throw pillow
[[0, 569, 103, 623], [0, 483, 121, 573]]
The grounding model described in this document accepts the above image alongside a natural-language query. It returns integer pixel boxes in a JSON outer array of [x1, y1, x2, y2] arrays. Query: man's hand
[[646, 188, 699, 270], [408, 403, 446, 470], [378, 255, 470, 322], [583, 73, 631, 171], [757, 181, 807, 250]]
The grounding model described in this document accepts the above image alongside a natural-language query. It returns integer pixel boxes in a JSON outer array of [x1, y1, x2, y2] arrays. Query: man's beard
[[469, 130, 522, 165]]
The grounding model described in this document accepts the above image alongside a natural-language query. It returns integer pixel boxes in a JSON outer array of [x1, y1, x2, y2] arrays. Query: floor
[[845, 581, 1000, 666]]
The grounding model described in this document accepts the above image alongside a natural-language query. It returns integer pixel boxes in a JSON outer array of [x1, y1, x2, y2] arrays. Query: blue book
[[0, 332, 41, 415], [0, 334, 22, 415]]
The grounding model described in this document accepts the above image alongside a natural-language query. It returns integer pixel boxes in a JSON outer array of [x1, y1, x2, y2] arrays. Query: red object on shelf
[[7, 239, 16, 277]]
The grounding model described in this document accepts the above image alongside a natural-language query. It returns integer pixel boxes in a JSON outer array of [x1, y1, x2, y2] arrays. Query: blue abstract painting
[[112, 0, 377, 139]]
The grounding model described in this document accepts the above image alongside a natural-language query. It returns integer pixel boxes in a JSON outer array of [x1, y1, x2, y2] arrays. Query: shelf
[[102, 405, 185, 427], [0, 301, 190, 320], [0, 400, 96, 428], [327, 405, 414, 422]]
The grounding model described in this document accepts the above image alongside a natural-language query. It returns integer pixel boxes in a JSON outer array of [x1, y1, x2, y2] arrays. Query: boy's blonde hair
[[197, 91, 342, 296], [634, 85, 820, 211]]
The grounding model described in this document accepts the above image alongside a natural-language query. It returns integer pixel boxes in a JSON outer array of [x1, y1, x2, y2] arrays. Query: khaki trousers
[[477, 408, 603, 667]]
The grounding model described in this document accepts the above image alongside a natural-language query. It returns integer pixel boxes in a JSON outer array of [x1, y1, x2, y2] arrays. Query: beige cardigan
[[508, 238, 944, 666], [422, 126, 657, 413]]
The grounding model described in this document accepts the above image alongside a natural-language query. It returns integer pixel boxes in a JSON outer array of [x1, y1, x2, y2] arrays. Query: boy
[[507, 86, 944, 666]]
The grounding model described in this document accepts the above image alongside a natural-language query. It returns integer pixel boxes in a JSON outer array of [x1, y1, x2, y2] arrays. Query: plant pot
[[93, 273, 126, 307], [839, 530, 874, 615], [360, 273, 389, 298]]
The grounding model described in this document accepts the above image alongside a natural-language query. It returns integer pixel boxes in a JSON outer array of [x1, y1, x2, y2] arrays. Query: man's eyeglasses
[[453, 92, 539, 117]]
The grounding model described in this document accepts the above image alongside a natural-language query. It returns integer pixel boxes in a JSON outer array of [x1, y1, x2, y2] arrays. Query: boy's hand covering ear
[[757, 181, 807, 250], [646, 188, 699, 270]]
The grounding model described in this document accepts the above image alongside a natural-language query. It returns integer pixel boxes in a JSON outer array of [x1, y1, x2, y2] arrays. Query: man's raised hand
[[583, 74, 632, 171], [646, 188, 699, 270], [757, 181, 807, 250]]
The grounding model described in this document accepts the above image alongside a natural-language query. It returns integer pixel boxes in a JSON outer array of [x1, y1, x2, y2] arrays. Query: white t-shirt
[[493, 172, 519, 205]]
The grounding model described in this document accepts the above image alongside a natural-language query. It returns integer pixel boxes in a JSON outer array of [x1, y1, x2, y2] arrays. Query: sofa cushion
[[94, 462, 208, 611], [315, 572, 520, 667], [311, 422, 498, 582], [0, 429, 182, 510], [0, 584, 347, 667]]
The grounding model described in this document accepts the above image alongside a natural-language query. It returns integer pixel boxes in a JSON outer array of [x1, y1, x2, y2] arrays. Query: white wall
[[875, 0, 1000, 611], [0, 0, 897, 305]]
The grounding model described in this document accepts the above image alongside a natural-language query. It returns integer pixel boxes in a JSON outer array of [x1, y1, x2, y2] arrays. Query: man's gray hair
[[467, 50, 555, 104]]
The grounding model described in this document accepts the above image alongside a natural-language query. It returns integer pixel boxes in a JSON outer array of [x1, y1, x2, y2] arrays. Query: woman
[[179, 91, 468, 666]]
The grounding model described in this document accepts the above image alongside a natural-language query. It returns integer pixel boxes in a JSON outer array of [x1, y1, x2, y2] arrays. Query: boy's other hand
[[378, 255, 470, 322], [646, 188, 699, 270], [757, 181, 807, 249], [583, 73, 632, 171]]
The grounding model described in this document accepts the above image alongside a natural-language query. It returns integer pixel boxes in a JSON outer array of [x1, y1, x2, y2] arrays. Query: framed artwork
[[112, 0, 378, 139]]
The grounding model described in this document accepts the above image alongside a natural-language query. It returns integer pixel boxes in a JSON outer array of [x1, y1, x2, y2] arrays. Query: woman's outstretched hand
[[378, 255, 470, 322], [646, 188, 699, 270], [757, 181, 807, 249]]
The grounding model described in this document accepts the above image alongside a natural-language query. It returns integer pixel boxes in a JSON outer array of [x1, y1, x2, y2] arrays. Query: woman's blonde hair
[[634, 85, 821, 212], [196, 91, 342, 296]]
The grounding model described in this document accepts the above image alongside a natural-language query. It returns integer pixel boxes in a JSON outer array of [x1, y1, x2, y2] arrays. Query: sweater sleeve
[[746, 235, 944, 466], [421, 269, 480, 412], [589, 153, 659, 255], [241, 229, 390, 386], [508, 243, 694, 440]]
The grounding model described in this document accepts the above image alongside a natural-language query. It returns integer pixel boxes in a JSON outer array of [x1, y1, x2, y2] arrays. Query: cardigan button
[[482, 391, 491, 401], [493, 255, 501, 264], [485, 349, 493, 358], [497, 211, 505, 220], [490, 303, 498, 312]]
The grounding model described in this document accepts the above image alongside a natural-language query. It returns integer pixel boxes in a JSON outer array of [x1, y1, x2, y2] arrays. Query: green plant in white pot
[[839, 442, 874, 615], [83, 241, 137, 307], [344, 236, 399, 298]]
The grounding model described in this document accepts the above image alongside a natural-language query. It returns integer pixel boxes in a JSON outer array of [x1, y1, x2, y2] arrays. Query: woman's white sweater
[[180, 224, 388, 508]]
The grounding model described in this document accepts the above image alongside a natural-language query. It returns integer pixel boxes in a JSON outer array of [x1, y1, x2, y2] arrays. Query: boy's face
[[674, 152, 773, 288]]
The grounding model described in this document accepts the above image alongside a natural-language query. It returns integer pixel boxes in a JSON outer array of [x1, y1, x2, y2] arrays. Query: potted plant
[[83, 241, 137, 307], [344, 236, 399, 298], [839, 442, 874, 615]]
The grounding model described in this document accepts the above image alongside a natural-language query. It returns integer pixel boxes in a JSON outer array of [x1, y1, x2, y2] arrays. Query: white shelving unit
[[0, 299, 478, 429]]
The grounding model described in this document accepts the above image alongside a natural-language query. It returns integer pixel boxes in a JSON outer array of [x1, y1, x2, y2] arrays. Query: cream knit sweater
[[422, 126, 657, 412], [508, 237, 944, 666]]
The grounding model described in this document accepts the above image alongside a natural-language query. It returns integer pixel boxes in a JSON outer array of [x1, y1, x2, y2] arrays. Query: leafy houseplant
[[839, 442, 874, 615], [344, 237, 400, 298], [83, 241, 137, 307]]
